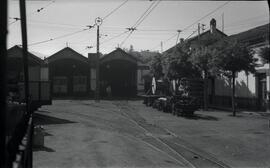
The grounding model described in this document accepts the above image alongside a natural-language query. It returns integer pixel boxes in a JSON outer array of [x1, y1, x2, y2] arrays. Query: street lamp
[[95, 17, 102, 102]]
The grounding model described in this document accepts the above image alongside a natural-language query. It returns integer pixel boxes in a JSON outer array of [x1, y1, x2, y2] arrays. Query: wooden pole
[[0, 0, 8, 167], [232, 72, 236, 116], [20, 0, 30, 113], [20, 0, 32, 167], [95, 25, 100, 102]]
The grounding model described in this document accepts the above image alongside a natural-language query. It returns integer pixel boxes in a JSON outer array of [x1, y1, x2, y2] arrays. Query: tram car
[[169, 78, 203, 116], [144, 76, 203, 116], [142, 76, 168, 107]]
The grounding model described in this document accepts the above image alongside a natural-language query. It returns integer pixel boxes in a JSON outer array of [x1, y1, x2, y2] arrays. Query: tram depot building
[[7, 45, 51, 106], [46, 47, 149, 98], [7, 19, 269, 111]]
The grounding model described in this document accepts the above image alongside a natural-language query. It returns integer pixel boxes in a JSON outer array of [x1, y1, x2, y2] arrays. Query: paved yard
[[33, 100, 270, 168]]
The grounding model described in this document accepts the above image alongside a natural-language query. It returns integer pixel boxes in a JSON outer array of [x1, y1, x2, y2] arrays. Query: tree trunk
[[267, 63, 270, 112], [203, 70, 208, 111], [232, 72, 236, 116]]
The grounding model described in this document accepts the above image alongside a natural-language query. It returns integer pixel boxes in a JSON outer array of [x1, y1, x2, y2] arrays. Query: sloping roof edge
[[47, 47, 88, 63], [100, 48, 143, 64], [8, 45, 44, 65]]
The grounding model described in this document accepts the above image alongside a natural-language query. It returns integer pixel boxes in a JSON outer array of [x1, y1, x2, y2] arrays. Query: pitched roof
[[230, 23, 269, 45], [47, 47, 88, 63], [100, 48, 143, 64], [163, 27, 227, 54], [7, 45, 44, 65], [187, 29, 227, 43]]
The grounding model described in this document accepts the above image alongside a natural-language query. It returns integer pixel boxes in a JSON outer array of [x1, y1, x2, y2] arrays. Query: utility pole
[[20, 0, 30, 114], [0, 0, 8, 167], [95, 17, 102, 102], [171, 30, 182, 68], [160, 41, 163, 53], [20, 0, 33, 167]]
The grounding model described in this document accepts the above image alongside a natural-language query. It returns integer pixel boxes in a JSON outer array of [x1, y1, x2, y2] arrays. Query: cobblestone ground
[[33, 100, 270, 168]]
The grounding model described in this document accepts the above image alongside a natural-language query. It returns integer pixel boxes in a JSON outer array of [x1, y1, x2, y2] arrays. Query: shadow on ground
[[37, 110, 51, 113], [228, 114, 244, 118], [34, 113, 76, 125], [183, 114, 219, 121], [33, 145, 55, 152]]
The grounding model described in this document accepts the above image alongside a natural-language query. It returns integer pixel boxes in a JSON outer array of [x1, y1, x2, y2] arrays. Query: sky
[[7, 0, 269, 58]]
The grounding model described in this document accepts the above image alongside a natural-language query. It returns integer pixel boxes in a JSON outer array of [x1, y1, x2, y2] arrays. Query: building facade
[[47, 47, 91, 97], [211, 24, 269, 111], [7, 45, 50, 105], [162, 19, 269, 111], [47, 47, 150, 98], [91, 48, 149, 98]]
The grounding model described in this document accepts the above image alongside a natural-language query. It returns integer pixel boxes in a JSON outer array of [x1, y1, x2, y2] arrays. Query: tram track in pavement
[[39, 100, 232, 167], [37, 103, 188, 167], [113, 101, 232, 168]]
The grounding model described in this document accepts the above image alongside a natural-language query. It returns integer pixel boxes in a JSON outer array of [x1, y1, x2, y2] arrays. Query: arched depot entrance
[[100, 49, 138, 98], [100, 60, 137, 98]]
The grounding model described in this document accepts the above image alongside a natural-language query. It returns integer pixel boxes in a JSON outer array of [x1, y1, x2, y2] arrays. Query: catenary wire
[[102, 0, 129, 21], [120, 0, 161, 47], [27, 28, 92, 47], [150, 1, 230, 51]]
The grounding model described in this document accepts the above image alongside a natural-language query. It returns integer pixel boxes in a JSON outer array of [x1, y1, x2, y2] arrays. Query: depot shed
[[47, 47, 91, 97], [89, 48, 150, 98]]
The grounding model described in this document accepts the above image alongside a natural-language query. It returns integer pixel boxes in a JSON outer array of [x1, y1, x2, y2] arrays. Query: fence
[[18, 81, 52, 110], [6, 103, 33, 168]]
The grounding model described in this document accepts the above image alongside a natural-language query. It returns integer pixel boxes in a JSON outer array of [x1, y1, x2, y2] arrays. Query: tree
[[167, 44, 200, 79], [150, 53, 163, 79], [190, 46, 218, 110], [213, 38, 257, 116]]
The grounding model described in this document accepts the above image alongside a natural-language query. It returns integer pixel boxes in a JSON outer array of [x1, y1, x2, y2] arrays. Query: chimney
[[210, 18, 216, 34]]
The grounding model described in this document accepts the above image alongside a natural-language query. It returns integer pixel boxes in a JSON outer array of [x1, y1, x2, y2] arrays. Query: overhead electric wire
[[150, 33, 177, 51], [185, 29, 199, 40], [28, 28, 92, 47], [102, 0, 129, 21], [119, 31, 134, 47], [9, 20, 19, 26], [8, 0, 56, 26], [134, 0, 161, 28], [131, 1, 157, 28], [29, 0, 55, 15], [28, 19, 85, 28], [88, 30, 130, 49], [101, 30, 130, 45], [119, 0, 161, 47], [182, 1, 230, 32], [151, 1, 230, 51]]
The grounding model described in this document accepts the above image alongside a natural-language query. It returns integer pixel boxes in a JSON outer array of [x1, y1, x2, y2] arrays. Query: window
[[53, 76, 67, 93], [73, 76, 87, 92]]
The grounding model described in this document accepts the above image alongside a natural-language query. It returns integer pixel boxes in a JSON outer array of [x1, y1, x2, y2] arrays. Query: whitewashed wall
[[214, 43, 269, 99]]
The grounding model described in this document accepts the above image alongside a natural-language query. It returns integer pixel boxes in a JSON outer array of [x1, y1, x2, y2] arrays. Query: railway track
[[114, 101, 232, 168], [38, 100, 232, 168]]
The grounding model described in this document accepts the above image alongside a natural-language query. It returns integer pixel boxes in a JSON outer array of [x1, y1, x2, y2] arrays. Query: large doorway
[[100, 60, 137, 98]]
